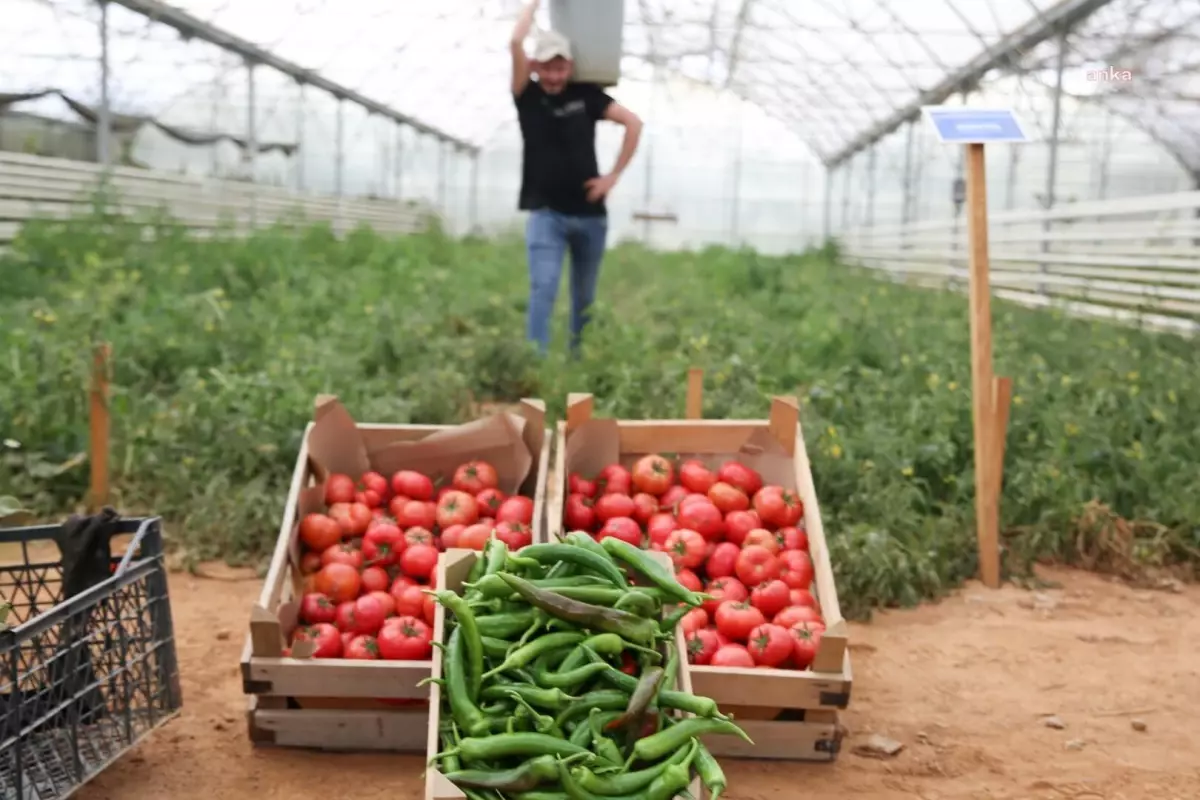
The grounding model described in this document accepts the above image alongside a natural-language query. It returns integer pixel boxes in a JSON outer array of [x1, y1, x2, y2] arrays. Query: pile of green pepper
[[425, 533, 751, 800]]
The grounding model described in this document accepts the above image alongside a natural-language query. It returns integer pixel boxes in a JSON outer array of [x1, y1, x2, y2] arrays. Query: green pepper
[[607, 666, 663, 733], [507, 543, 629, 588], [480, 683, 576, 710], [445, 753, 559, 793], [513, 792, 570, 800], [532, 661, 608, 691], [599, 538, 702, 605], [432, 590, 484, 700], [507, 691, 564, 737], [629, 717, 750, 765], [442, 733, 595, 764], [658, 604, 691, 634], [483, 631, 585, 680], [661, 642, 678, 693], [562, 530, 618, 564], [573, 738, 694, 795], [557, 633, 625, 673], [613, 591, 660, 617], [554, 690, 632, 727], [480, 635, 513, 659], [466, 550, 487, 584], [587, 708, 624, 766], [482, 536, 509, 577], [442, 627, 490, 737], [581, 647, 729, 719], [498, 574, 659, 646], [476, 610, 537, 638], [693, 740, 726, 800]]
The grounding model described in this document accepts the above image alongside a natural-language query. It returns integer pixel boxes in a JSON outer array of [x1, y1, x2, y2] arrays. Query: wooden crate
[[244, 397, 552, 750], [546, 377, 851, 760], [425, 548, 701, 800]]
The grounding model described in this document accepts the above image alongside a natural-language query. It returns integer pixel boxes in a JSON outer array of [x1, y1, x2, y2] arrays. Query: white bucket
[[548, 0, 625, 86]]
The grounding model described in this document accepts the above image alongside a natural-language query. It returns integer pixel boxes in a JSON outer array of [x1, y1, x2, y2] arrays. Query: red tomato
[[378, 616, 433, 660], [789, 588, 818, 608], [355, 489, 381, 508], [436, 490, 480, 529], [345, 635, 380, 660], [400, 543, 439, 581], [717, 462, 763, 497], [752, 486, 804, 529], [293, 623, 342, 658], [370, 507, 388, 519], [568, 473, 597, 497], [664, 529, 706, 570], [404, 526, 435, 548], [368, 590, 396, 617], [597, 465, 633, 495], [631, 454, 675, 496], [701, 577, 747, 617], [710, 644, 755, 667], [750, 579, 791, 618], [676, 500, 725, 541], [366, 514, 399, 532], [320, 543, 364, 571], [391, 470, 434, 501], [338, 594, 388, 635], [452, 460, 498, 494], [743, 528, 781, 554], [707, 482, 750, 514], [596, 517, 643, 548], [423, 593, 436, 626], [735, 546, 779, 587], [324, 474, 357, 506], [362, 523, 404, 567], [440, 524, 465, 549], [630, 493, 659, 525], [723, 510, 760, 547], [475, 488, 506, 516], [714, 601, 766, 642], [494, 521, 533, 550], [299, 513, 343, 551], [776, 525, 809, 551], [705, 542, 741, 580], [329, 502, 372, 537], [747, 623, 792, 667], [360, 565, 391, 595], [774, 605, 821, 628], [360, 471, 390, 501], [675, 568, 702, 593], [496, 496, 534, 525], [791, 622, 824, 668], [300, 592, 337, 625], [564, 494, 596, 531], [680, 607, 708, 635], [678, 459, 717, 495], [646, 513, 678, 548], [686, 628, 720, 665], [390, 499, 434, 530], [658, 485, 689, 512], [299, 551, 323, 575], [778, 550, 815, 590], [391, 581, 425, 617], [458, 523, 492, 551], [593, 493, 636, 523]]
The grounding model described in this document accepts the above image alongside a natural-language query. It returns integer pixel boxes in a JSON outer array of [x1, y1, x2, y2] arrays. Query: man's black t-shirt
[[515, 80, 614, 217]]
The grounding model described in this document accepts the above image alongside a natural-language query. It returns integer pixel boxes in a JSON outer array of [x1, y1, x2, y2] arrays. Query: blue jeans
[[525, 209, 608, 354]]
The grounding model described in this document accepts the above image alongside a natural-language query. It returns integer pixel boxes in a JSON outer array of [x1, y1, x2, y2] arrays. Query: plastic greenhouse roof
[[5, 0, 1200, 169]]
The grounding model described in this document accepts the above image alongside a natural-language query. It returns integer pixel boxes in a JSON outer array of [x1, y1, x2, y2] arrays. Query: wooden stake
[[965, 143, 1001, 588], [89, 342, 112, 512], [685, 368, 704, 420]]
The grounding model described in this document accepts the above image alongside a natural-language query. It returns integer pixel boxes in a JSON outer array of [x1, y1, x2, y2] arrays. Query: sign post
[[922, 106, 1029, 588]]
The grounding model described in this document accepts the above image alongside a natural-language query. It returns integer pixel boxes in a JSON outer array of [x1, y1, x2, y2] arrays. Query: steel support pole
[[395, 124, 404, 199], [96, 0, 112, 168], [900, 121, 914, 240], [246, 61, 257, 225], [840, 155, 853, 229], [822, 165, 833, 243], [1040, 25, 1069, 290], [865, 144, 877, 229], [437, 140, 447, 214], [295, 82, 306, 191], [469, 152, 480, 234], [335, 99, 345, 196], [730, 115, 743, 246]]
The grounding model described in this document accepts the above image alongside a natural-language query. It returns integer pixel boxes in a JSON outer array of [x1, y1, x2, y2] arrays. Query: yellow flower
[[1168, 390, 1177, 404], [1065, 422, 1079, 437], [213, 287, 225, 297], [1013, 395, 1024, 406], [1047, 466, 1061, 479], [1130, 385, 1139, 397], [1151, 408, 1165, 422], [901, 355, 911, 366], [364, 304, 375, 315], [927, 373, 940, 389], [829, 444, 843, 459], [901, 466, 914, 477], [1060, 375, 1072, 387], [1126, 371, 1138, 382], [826, 426, 838, 439], [861, 459, 875, 471], [204, 319, 215, 332], [947, 381, 958, 391]]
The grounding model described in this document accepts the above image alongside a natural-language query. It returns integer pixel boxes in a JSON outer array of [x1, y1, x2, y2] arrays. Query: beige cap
[[533, 29, 572, 62]]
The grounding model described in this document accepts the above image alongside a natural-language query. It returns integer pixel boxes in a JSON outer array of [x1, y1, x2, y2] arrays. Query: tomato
[[370, 507, 389, 519], [735, 545, 779, 587], [458, 523, 493, 551], [324, 473, 357, 506], [320, 543, 364, 570], [593, 493, 636, 523], [664, 529, 706, 570], [750, 579, 791, 618], [717, 462, 763, 497], [747, 623, 792, 667], [774, 605, 819, 629], [777, 549, 815, 590], [404, 526, 435, 548], [658, 485, 689, 512], [680, 607, 708, 635], [345, 635, 380, 660], [743, 528, 780, 554], [707, 482, 749, 514], [791, 622, 824, 669], [360, 565, 391, 595], [597, 464, 633, 495], [630, 493, 659, 526], [496, 495, 534, 525], [390, 499, 434, 531], [568, 473, 597, 498], [776, 525, 808, 552], [675, 568, 702, 593], [299, 551, 323, 575], [705, 542, 741, 579], [378, 616, 433, 660], [676, 501, 725, 542], [710, 644, 755, 667], [714, 601, 765, 642], [391, 581, 425, 617], [355, 489, 381, 508], [328, 502, 372, 537], [645, 513, 678, 548], [753, 486, 804, 529], [564, 494, 595, 531], [299, 513, 343, 551], [341, 594, 387, 635], [494, 521, 533, 550], [678, 459, 717, 495], [300, 592, 337, 625], [362, 523, 404, 567], [472, 488, 504, 517], [723, 510, 760, 547], [631, 454, 674, 496], [367, 514, 399, 532], [686, 628, 720, 665], [360, 470, 390, 501], [596, 517, 643, 548], [436, 490, 479, 529], [453, 460, 498, 494], [440, 524, 465, 549], [368, 589, 396, 617], [789, 588, 817, 608], [390, 470, 433, 501], [293, 623, 342, 658], [401, 543, 439, 580], [701, 577, 747, 617], [422, 592, 436, 626]]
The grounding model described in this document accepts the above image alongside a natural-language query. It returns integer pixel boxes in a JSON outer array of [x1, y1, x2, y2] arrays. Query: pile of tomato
[[562, 455, 826, 670], [291, 460, 536, 661]]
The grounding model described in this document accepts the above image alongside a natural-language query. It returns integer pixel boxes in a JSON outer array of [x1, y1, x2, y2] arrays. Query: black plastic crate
[[1, 517, 182, 799]]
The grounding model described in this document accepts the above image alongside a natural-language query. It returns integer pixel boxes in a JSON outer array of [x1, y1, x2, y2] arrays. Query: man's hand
[[585, 174, 618, 203]]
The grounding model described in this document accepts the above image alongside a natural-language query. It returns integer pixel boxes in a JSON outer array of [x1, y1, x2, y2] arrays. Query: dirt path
[[60, 565, 1200, 800]]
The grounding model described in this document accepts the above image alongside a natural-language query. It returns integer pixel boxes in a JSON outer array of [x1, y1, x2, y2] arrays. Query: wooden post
[[89, 342, 112, 511], [685, 368, 704, 420]]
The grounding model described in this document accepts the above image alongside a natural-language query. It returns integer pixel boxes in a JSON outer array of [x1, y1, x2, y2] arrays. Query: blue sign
[[922, 106, 1029, 144]]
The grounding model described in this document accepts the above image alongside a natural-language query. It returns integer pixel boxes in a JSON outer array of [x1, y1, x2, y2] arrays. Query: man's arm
[[585, 102, 644, 203], [510, 0, 539, 96]]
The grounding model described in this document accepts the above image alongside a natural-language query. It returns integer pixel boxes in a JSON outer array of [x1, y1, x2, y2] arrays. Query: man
[[510, 0, 643, 354]]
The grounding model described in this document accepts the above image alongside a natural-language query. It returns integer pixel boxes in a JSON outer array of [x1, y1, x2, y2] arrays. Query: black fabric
[[514, 80, 614, 217]]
